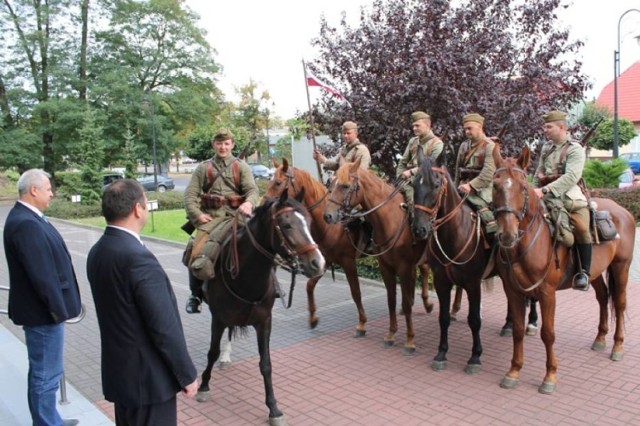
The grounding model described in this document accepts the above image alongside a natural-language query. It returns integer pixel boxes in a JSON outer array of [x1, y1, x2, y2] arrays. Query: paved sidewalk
[[1, 202, 640, 425]]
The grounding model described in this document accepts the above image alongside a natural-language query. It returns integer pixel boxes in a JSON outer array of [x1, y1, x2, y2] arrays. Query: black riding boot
[[186, 271, 203, 313], [361, 220, 376, 254], [574, 243, 592, 291]]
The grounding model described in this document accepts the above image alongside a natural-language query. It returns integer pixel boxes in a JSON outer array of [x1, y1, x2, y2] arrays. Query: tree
[[76, 105, 105, 204], [309, 0, 589, 176]]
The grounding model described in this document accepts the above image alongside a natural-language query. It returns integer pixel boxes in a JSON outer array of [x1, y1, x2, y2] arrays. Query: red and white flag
[[306, 68, 346, 101]]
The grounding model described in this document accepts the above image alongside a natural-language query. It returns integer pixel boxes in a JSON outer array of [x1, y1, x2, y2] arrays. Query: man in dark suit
[[87, 179, 198, 425], [3, 169, 81, 426]]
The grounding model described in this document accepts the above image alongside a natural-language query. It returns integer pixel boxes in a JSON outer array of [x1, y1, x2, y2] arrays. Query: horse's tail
[[228, 326, 250, 341]]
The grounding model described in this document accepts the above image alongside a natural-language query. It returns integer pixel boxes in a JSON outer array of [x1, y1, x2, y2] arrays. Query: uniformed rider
[[183, 129, 259, 313], [533, 110, 591, 291]]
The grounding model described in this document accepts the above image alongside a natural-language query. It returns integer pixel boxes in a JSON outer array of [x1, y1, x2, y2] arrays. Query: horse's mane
[[335, 162, 397, 194], [290, 167, 327, 199]]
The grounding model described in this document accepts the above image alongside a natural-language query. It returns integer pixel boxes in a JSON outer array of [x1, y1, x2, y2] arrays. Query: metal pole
[[614, 8, 640, 159], [302, 59, 324, 181], [150, 100, 158, 189]]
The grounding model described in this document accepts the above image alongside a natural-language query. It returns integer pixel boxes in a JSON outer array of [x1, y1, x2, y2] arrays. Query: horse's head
[[266, 189, 326, 278], [265, 158, 299, 200], [412, 149, 448, 240], [323, 158, 363, 224], [492, 144, 532, 249]]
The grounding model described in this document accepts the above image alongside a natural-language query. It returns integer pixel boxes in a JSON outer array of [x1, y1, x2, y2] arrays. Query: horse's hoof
[[449, 314, 457, 322], [382, 340, 394, 349], [464, 363, 481, 375], [309, 319, 318, 329], [196, 391, 210, 403], [526, 324, 538, 336], [431, 360, 447, 371], [403, 347, 416, 356], [499, 328, 512, 337], [611, 351, 624, 361], [218, 361, 231, 370], [591, 341, 606, 352], [425, 303, 434, 314], [269, 415, 287, 426], [538, 381, 556, 394], [354, 329, 366, 338], [500, 376, 518, 389]]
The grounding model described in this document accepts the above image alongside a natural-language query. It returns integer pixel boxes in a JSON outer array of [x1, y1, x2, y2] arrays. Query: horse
[[492, 145, 635, 394], [265, 159, 434, 338], [411, 149, 496, 373], [323, 158, 426, 354], [196, 190, 326, 425]]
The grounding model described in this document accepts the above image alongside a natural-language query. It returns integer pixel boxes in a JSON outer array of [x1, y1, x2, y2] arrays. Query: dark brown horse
[[323, 158, 427, 354], [492, 146, 635, 394], [196, 191, 325, 425], [265, 159, 433, 338], [411, 150, 495, 373]]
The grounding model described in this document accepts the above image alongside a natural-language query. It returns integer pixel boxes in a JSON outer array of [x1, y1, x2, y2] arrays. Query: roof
[[596, 61, 640, 122]]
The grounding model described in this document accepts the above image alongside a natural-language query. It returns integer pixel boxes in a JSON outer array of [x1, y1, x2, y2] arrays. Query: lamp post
[[613, 8, 640, 159], [142, 94, 159, 190]]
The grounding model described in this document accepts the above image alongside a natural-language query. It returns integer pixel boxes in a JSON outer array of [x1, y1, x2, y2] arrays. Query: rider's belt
[[200, 194, 245, 209], [459, 168, 481, 181], [538, 174, 561, 186]]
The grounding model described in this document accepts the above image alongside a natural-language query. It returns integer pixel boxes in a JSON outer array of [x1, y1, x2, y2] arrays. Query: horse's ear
[[492, 143, 503, 167], [272, 157, 280, 169], [282, 158, 288, 172], [278, 187, 289, 204], [295, 186, 306, 202], [518, 145, 531, 170], [350, 157, 362, 173]]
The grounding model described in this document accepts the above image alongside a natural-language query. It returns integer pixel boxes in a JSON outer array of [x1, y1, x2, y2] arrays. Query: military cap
[[542, 110, 567, 123], [342, 121, 358, 131], [213, 128, 234, 141], [463, 113, 485, 125], [411, 111, 431, 122]]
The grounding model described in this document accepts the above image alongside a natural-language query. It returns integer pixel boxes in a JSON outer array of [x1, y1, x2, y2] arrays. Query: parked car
[[136, 174, 175, 192], [618, 167, 640, 189], [101, 172, 124, 190], [620, 152, 640, 174], [249, 164, 274, 180]]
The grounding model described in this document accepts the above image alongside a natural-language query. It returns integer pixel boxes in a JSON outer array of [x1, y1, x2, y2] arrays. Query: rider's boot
[[186, 271, 204, 314], [573, 243, 591, 291]]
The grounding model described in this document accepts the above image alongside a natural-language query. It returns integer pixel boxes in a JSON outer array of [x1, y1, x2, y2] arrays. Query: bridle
[[493, 165, 555, 292], [414, 166, 480, 266], [278, 168, 327, 212], [221, 202, 318, 306]]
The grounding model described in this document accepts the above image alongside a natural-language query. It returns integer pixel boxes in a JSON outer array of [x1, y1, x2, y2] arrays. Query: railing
[[0, 285, 86, 404]]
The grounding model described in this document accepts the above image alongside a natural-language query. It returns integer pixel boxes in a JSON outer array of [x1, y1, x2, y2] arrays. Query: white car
[[619, 168, 640, 189]]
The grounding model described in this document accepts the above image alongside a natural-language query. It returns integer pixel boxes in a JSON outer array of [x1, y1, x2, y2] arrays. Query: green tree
[[76, 105, 105, 204], [588, 118, 637, 152]]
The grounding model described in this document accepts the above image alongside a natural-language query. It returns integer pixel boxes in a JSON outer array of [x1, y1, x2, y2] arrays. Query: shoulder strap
[[204, 160, 216, 192], [232, 160, 240, 188], [463, 139, 487, 165], [204, 158, 241, 192], [557, 142, 573, 175]]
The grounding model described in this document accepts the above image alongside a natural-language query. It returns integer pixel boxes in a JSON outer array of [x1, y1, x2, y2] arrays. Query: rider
[[397, 111, 444, 211], [312, 121, 373, 253], [183, 128, 260, 314], [454, 113, 498, 237], [533, 110, 591, 291]]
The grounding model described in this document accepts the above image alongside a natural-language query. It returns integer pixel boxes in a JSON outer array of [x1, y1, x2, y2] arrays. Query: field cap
[[411, 111, 430, 122], [463, 113, 485, 125], [542, 110, 567, 123], [342, 121, 358, 131], [213, 128, 234, 142]]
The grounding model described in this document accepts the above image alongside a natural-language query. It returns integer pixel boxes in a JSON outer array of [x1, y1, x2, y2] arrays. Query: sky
[[185, 0, 640, 119]]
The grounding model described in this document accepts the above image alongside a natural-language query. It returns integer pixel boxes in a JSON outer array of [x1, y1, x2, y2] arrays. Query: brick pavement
[[1, 202, 640, 425]]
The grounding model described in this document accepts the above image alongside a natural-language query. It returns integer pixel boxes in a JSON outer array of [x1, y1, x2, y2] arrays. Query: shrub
[[590, 186, 640, 222], [583, 158, 628, 189]]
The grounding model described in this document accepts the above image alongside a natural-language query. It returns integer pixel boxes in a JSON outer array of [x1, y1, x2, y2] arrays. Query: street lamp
[[613, 8, 640, 159], [143, 94, 159, 190]]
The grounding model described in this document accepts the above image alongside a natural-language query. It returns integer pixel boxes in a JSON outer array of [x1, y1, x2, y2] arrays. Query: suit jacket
[[3, 202, 81, 325], [87, 227, 197, 407]]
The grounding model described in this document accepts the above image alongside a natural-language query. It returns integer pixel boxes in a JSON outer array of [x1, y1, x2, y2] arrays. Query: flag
[[305, 68, 346, 101]]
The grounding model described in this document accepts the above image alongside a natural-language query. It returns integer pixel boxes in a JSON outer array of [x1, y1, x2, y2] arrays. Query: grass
[[75, 209, 191, 244]]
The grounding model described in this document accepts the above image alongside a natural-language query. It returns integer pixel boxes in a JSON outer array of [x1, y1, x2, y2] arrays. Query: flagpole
[[302, 59, 324, 181]]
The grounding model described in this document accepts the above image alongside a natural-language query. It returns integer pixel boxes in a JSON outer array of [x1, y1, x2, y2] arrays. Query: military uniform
[[322, 139, 371, 171], [535, 110, 591, 290], [183, 129, 259, 313], [455, 113, 497, 234]]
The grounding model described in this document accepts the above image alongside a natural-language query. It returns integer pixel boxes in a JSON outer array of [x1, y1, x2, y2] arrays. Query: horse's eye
[[281, 223, 293, 230], [340, 184, 350, 191]]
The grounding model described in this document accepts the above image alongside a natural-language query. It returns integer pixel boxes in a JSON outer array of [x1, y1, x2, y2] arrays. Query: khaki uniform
[[534, 137, 591, 245], [455, 137, 497, 232], [396, 131, 444, 207], [323, 140, 371, 171], [184, 156, 259, 280]]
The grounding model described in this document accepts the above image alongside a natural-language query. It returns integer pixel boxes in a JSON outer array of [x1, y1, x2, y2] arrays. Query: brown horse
[[411, 150, 495, 373], [265, 159, 433, 337], [492, 146, 635, 394], [196, 191, 325, 425], [323, 158, 427, 354]]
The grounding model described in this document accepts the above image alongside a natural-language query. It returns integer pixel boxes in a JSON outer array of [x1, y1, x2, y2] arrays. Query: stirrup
[[572, 272, 590, 291], [185, 295, 202, 313]]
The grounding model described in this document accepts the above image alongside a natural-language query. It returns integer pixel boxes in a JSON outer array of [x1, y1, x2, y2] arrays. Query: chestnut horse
[[323, 158, 427, 354], [265, 159, 433, 337], [411, 150, 495, 373], [492, 146, 635, 394], [196, 191, 325, 425]]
